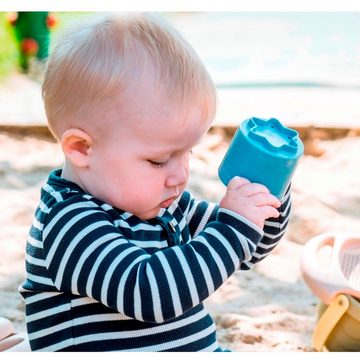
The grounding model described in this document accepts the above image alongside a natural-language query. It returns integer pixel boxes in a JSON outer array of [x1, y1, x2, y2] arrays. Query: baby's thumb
[[227, 176, 250, 191]]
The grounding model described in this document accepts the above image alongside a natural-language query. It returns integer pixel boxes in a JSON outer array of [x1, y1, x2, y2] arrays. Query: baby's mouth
[[160, 196, 177, 208]]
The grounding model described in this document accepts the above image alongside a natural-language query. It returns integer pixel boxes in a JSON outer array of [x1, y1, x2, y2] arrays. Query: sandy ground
[[0, 129, 359, 351]]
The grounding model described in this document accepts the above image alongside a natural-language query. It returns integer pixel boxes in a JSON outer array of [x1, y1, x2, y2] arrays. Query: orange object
[[46, 14, 58, 28], [6, 12, 18, 26], [20, 38, 39, 56]]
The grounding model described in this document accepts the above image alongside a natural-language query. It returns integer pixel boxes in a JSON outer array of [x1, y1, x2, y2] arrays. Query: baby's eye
[[148, 160, 168, 168]]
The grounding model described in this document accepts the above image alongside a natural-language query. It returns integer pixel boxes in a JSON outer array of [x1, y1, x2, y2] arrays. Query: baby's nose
[[166, 166, 187, 188]]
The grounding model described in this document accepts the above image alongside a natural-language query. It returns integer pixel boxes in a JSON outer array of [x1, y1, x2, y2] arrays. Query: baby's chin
[[132, 206, 162, 221]]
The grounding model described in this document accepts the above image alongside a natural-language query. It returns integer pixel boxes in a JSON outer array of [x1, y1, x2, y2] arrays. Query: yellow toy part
[[313, 294, 360, 351]]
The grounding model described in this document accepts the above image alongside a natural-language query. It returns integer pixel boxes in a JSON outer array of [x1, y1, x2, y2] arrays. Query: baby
[[20, 13, 291, 351]]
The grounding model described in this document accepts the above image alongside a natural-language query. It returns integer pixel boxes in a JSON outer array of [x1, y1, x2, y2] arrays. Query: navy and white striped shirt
[[20, 169, 291, 351]]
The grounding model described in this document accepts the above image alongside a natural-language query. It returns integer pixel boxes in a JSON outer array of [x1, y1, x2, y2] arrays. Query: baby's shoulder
[[39, 185, 116, 227]]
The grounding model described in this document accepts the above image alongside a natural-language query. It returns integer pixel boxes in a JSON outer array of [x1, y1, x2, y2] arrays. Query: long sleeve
[[178, 187, 291, 271], [40, 195, 263, 324], [240, 186, 292, 270], [177, 192, 219, 238]]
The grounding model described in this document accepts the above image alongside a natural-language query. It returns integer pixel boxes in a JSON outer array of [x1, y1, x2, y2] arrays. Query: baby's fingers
[[263, 193, 281, 208], [226, 176, 250, 191], [248, 193, 280, 208], [260, 205, 280, 219], [237, 182, 270, 197]]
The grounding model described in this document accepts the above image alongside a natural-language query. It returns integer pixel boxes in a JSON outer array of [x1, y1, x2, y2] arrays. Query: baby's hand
[[220, 176, 281, 229]]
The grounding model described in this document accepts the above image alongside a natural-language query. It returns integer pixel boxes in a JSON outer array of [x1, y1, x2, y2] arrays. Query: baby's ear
[[61, 129, 92, 168]]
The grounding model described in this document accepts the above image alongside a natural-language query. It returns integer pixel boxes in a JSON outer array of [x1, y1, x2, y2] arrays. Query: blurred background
[[2, 12, 360, 125], [0, 12, 359, 351]]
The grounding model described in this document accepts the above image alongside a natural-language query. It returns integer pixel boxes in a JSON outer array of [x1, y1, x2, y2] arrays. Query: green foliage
[[0, 12, 93, 80], [0, 13, 18, 80]]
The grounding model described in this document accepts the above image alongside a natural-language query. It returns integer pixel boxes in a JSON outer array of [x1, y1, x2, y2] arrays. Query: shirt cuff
[[217, 208, 264, 243]]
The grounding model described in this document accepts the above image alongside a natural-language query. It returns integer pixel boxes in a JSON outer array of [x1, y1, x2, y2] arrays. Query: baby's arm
[[183, 176, 291, 269], [239, 185, 291, 270], [41, 195, 264, 324], [219, 176, 291, 269], [178, 193, 219, 238]]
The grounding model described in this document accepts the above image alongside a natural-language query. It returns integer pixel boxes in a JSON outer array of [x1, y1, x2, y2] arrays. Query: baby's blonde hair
[[42, 13, 216, 140]]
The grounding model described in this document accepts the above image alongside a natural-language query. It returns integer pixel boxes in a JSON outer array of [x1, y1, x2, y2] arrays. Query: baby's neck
[[61, 160, 84, 189]]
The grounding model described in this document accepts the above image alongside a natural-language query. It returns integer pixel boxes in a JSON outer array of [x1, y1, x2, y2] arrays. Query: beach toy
[[301, 233, 360, 351], [0, 318, 14, 344], [301, 233, 360, 304], [218, 117, 304, 199], [0, 334, 29, 352], [312, 294, 360, 351], [0, 317, 30, 352]]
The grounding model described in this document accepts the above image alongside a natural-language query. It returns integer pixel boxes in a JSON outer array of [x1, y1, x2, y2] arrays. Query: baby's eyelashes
[[147, 149, 193, 169], [148, 159, 169, 168]]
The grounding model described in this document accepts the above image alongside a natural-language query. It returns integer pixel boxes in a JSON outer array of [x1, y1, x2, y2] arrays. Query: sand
[[0, 129, 359, 351]]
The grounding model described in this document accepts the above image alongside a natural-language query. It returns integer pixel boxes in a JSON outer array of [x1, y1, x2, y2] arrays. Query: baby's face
[[82, 97, 212, 220]]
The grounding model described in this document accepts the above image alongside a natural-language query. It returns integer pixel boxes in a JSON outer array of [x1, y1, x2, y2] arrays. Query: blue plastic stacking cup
[[218, 117, 304, 199]]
